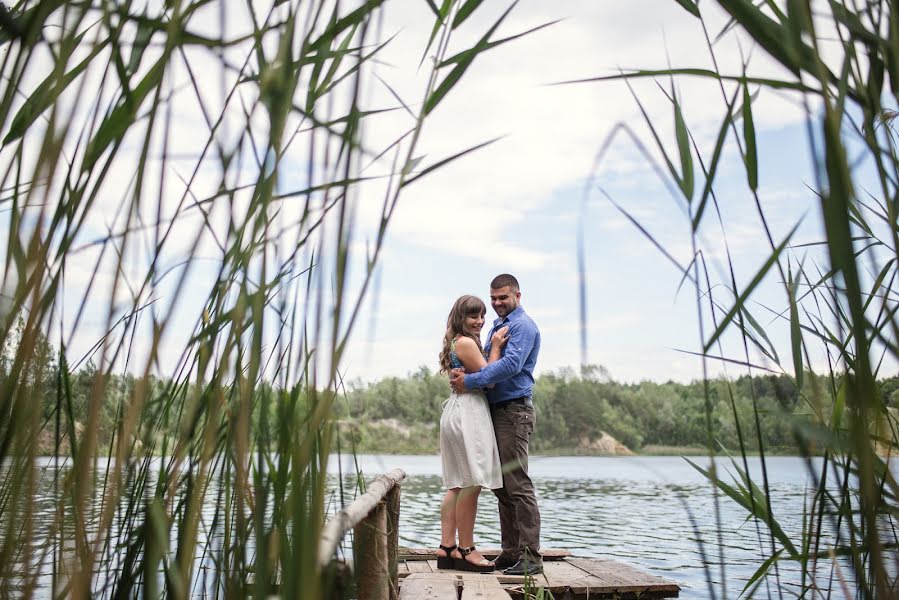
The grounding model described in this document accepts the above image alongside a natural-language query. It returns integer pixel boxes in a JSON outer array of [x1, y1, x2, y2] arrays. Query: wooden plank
[[406, 560, 433, 574], [569, 558, 680, 594], [542, 560, 617, 594], [399, 547, 570, 561], [398, 563, 545, 588], [404, 563, 544, 587], [494, 571, 548, 586], [398, 573, 459, 600], [460, 574, 511, 600]]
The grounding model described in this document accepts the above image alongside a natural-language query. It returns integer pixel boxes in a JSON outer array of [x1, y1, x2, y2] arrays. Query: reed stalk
[[573, 1, 899, 596], [0, 0, 536, 596]]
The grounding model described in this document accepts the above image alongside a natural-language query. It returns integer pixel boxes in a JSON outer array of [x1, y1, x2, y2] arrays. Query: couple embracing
[[436, 274, 543, 576]]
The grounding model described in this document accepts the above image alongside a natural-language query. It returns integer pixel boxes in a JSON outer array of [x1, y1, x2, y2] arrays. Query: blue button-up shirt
[[464, 306, 540, 405]]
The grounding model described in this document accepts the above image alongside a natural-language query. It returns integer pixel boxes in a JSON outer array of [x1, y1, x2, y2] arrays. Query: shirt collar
[[493, 305, 523, 325]]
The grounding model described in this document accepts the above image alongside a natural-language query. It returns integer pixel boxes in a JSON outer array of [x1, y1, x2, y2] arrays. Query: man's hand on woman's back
[[449, 368, 466, 393]]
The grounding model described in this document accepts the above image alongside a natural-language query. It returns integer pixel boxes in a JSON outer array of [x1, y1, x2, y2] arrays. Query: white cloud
[[6, 0, 886, 387]]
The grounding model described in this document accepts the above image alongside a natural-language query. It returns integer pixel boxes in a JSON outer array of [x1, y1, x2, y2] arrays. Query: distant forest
[[335, 365, 899, 454], [5, 323, 898, 455]]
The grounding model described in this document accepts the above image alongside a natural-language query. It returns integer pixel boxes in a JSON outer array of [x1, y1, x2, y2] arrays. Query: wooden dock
[[397, 548, 679, 599], [318, 468, 680, 600]]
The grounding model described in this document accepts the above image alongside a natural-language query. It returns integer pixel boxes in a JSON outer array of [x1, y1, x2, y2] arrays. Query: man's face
[[490, 286, 521, 318]]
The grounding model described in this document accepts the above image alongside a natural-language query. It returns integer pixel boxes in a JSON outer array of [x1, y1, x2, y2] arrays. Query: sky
[[334, 0, 850, 385], [2, 0, 894, 387]]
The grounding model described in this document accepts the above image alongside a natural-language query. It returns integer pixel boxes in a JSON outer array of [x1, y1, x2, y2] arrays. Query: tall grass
[[0, 0, 537, 596], [574, 0, 899, 596]]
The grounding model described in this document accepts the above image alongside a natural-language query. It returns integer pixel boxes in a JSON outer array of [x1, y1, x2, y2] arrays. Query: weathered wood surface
[[459, 574, 512, 600], [541, 560, 609, 594], [319, 468, 407, 569], [404, 560, 432, 574], [397, 557, 679, 599], [397, 574, 458, 600], [571, 558, 680, 594], [354, 501, 390, 600], [386, 485, 402, 600], [399, 547, 570, 561], [398, 561, 545, 585]]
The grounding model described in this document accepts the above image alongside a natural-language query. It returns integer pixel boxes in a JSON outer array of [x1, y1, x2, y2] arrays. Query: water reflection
[[339, 454, 875, 599], [4, 454, 889, 598]]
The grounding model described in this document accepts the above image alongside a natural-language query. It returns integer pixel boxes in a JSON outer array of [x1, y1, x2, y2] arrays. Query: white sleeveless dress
[[440, 338, 503, 489]]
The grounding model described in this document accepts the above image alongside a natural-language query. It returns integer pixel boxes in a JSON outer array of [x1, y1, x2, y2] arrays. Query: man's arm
[[463, 321, 536, 389]]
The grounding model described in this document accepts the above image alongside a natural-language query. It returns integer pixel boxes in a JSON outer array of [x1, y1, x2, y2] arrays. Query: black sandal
[[454, 546, 495, 573], [436, 544, 457, 570]]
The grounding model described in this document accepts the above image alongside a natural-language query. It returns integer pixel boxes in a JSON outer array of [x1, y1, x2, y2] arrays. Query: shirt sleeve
[[464, 320, 536, 389]]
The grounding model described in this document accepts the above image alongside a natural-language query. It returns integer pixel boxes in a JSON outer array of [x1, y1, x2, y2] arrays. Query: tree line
[[5, 321, 899, 455], [336, 365, 899, 454]]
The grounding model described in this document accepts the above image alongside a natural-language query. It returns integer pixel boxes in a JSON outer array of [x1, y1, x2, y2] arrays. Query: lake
[[6, 453, 878, 598], [333, 454, 863, 599]]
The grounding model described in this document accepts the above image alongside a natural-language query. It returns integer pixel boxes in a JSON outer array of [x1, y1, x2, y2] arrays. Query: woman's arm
[[453, 327, 509, 373], [487, 327, 508, 363]]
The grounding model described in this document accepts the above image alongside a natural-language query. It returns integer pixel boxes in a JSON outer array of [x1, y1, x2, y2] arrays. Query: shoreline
[[347, 445, 806, 457]]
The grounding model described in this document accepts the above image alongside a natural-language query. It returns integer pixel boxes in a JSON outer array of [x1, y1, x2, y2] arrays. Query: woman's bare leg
[[438, 488, 460, 556], [454, 486, 490, 564]]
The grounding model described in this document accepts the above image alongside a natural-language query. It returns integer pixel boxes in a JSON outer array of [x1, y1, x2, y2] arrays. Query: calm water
[[331, 454, 865, 599], [6, 454, 882, 598]]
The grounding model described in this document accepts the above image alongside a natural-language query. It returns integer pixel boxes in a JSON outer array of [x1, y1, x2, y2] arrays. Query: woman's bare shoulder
[[454, 336, 479, 350]]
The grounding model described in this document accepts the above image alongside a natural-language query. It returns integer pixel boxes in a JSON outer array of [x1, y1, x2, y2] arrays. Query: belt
[[492, 396, 529, 409]]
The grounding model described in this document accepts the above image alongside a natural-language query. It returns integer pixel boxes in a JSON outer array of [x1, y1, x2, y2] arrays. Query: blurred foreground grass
[[0, 0, 545, 596]]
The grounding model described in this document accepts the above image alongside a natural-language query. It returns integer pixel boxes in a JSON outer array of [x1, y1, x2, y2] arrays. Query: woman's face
[[462, 311, 485, 337]]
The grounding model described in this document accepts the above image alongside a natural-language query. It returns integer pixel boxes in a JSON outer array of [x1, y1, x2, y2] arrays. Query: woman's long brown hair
[[438, 295, 486, 374]]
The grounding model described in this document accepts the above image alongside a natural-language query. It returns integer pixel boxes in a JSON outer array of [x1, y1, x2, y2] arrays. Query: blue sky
[[335, 0, 856, 384], [340, 116, 829, 384], [3, 0, 894, 387]]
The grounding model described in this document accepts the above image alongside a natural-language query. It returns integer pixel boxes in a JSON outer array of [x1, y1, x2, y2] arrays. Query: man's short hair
[[490, 273, 519, 290]]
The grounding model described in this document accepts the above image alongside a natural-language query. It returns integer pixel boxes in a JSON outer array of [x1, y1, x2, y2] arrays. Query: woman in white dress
[[435, 295, 508, 572]]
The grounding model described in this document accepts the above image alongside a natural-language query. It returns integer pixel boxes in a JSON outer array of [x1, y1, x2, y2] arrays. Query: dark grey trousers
[[491, 402, 541, 559]]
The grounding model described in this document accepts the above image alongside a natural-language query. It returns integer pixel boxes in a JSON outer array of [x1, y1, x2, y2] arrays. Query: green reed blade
[[673, 0, 700, 18], [717, 0, 816, 77], [741, 306, 780, 364], [704, 221, 800, 352], [318, 35, 397, 98], [453, 0, 484, 29], [741, 80, 758, 191], [420, 0, 454, 69], [440, 19, 561, 68], [788, 268, 804, 392], [126, 14, 155, 76], [402, 136, 502, 187], [741, 547, 784, 596], [693, 85, 738, 231], [424, 1, 517, 115], [83, 56, 166, 170], [558, 68, 818, 93], [673, 89, 694, 201], [4, 31, 106, 145]]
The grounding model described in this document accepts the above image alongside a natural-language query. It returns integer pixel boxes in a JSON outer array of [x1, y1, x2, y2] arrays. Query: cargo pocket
[[508, 404, 535, 443]]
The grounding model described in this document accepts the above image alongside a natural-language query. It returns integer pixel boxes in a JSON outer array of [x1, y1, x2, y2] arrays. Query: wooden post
[[318, 469, 406, 599], [319, 468, 406, 571], [385, 484, 401, 600], [354, 500, 389, 600]]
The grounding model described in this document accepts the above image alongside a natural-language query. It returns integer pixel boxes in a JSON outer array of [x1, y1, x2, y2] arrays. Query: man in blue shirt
[[450, 273, 542, 575]]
